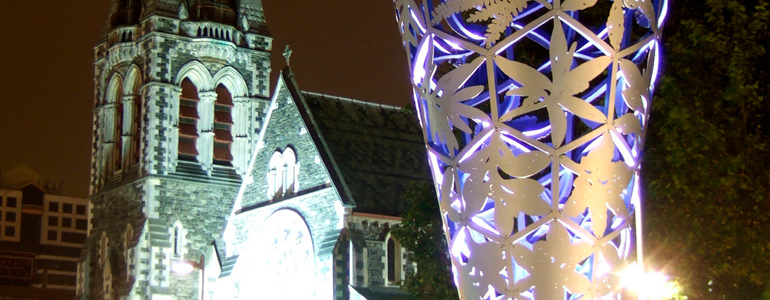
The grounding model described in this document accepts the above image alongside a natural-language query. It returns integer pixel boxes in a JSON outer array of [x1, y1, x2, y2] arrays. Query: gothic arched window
[[130, 77, 143, 166], [114, 83, 124, 173], [178, 78, 200, 161], [99, 232, 109, 266], [282, 148, 297, 194], [172, 222, 186, 258], [124, 224, 134, 280], [267, 148, 300, 198], [213, 84, 234, 165], [268, 151, 283, 198], [386, 235, 402, 285]]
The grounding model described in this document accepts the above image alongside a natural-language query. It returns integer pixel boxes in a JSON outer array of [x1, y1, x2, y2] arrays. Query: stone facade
[[84, 2, 429, 300], [81, 1, 270, 299]]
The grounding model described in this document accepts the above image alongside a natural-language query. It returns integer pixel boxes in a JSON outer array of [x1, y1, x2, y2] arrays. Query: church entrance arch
[[234, 209, 316, 299]]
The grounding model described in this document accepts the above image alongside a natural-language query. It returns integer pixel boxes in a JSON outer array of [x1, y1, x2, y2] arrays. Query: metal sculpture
[[392, 0, 667, 298]]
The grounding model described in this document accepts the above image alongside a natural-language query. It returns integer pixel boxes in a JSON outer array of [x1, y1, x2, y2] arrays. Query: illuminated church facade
[[80, 1, 428, 299]]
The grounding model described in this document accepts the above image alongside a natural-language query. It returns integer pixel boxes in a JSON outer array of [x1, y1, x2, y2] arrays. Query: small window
[[76, 219, 88, 230], [6, 212, 16, 222], [0, 196, 3, 206], [7, 197, 17, 208], [171, 222, 185, 257], [63, 203, 73, 214], [387, 236, 402, 284], [48, 230, 58, 241], [100, 232, 109, 266], [5, 226, 15, 237], [77, 205, 86, 215], [49, 202, 59, 212], [48, 216, 58, 226], [63, 218, 72, 228]]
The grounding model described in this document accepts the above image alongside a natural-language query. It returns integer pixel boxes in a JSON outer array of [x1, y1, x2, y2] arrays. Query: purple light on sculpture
[[392, 0, 667, 298]]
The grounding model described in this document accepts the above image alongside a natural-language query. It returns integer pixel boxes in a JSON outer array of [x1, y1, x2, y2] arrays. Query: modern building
[[0, 165, 90, 300], [80, 1, 429, 299]]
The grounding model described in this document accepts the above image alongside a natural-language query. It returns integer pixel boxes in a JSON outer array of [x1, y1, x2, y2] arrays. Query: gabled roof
[[281, 68, 431, 216]]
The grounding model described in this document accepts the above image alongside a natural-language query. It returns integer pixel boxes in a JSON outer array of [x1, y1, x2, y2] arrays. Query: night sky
[[0, 1, 411, 197]]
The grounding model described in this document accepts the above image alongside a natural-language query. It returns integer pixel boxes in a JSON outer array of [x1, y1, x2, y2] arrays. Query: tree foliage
[[391, 182, 459, 300], [643, 0, 770, 298]]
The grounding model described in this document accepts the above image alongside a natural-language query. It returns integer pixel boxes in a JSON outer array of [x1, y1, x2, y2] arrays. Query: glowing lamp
[[171, 255, 204, 276], [171, 260, 197, 275], [621, 263, 682, 300]]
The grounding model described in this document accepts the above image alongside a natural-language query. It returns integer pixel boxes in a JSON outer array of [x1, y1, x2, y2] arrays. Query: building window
[[267, 148, 299, 198], [76, 219, 88, 230], [6, 212, 15, 222], [76, 205, 86, 215], [5, 226, 15, 237], [125, 224, 134, 280], [179, 78, 200, 161], [268, 151, 283, 198], [0, 193, 22, 241], [386, 235, 402, 284], [114, 86, 124, 172], [131, 77, 143, 166], [172, 222, 186, 257], [100, 232, 109, 266], [282, 148, 297, 194], [42, 197, 89, 245], [213, 84, 234, 165]]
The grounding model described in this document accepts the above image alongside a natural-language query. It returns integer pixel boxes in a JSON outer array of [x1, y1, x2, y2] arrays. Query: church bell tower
[[80, 1, 271, 298]]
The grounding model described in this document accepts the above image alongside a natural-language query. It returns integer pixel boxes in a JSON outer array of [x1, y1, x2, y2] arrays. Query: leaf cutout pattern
[[619, 59, 649, 112], [394, 0, 426, 47], [512, 222, 592, 298], [607, 0, 625, 50], [497, 19, 609, 147], [458, 132, 550, 233], [433, 0, 534, 47], [393, 0, 667, 297], [563, 133, 632, 237], [623, 0, 657, 31], [561, 0, 599, 11]]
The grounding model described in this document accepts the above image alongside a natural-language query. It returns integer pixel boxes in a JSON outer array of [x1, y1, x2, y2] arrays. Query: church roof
[[282, 69, 432, 216]]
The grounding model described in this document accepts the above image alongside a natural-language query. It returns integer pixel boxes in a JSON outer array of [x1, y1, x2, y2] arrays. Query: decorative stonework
[[393, 0, 668, 298]]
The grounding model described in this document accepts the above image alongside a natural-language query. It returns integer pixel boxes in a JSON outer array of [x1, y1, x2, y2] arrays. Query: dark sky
[[0, 1, 411, 197]]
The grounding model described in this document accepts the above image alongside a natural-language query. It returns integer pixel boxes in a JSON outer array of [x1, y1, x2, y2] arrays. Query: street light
[[621, 263, 683, 300], [171, 254, 205, 300]]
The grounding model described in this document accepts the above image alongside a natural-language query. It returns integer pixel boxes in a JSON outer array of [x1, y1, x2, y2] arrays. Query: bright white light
[[651, 41, 662, 89], [171, 260, 195, 275], [621, 263, 681, 300], [413, 36, 432, 84], [523, 125, 551, 137], [450, 14, 485, 41], [658, 0, 669, 29], [235, 210, 315, 299], [409, 8, 427, 33]]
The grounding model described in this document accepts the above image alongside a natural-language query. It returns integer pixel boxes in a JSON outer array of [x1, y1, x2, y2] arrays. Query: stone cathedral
[[80, 1, 429, 299]]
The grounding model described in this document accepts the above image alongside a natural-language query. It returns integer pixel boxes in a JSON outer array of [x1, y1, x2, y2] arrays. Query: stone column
[[198, 91, 217, 175], [232, 96, 251, 176], [121, 95, 135, 171]]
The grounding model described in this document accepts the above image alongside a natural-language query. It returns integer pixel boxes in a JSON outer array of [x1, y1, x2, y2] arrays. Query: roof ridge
[[301, 91, 404, 111]]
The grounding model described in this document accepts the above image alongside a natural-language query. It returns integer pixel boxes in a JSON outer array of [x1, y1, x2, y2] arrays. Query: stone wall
[[87, 180, 145, 299]]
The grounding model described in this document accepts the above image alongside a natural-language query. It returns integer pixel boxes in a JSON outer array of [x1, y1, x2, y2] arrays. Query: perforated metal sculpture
[[392, 0, 667, 298]]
